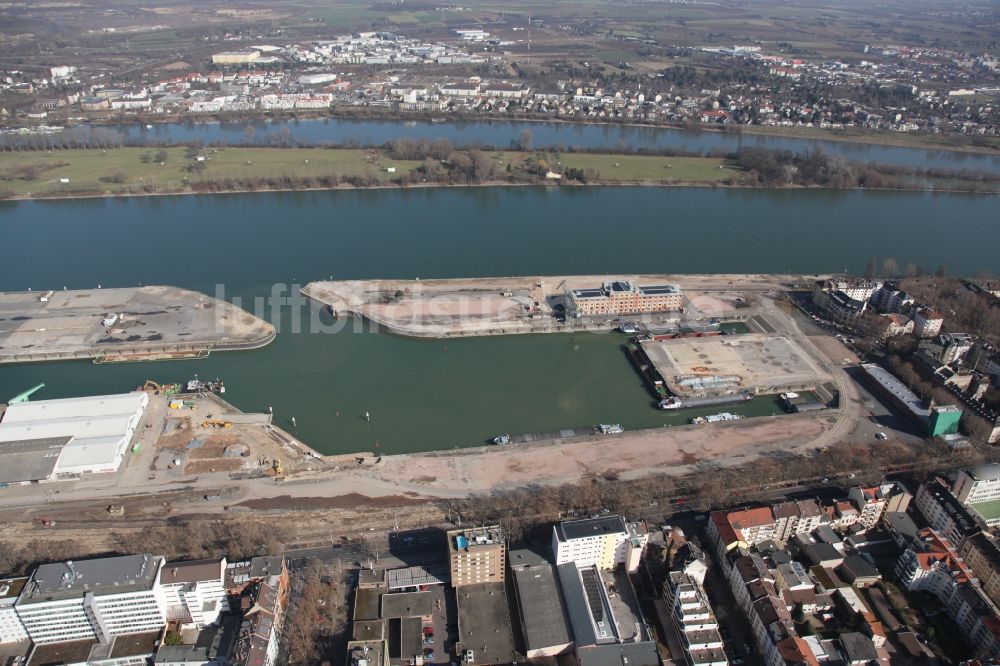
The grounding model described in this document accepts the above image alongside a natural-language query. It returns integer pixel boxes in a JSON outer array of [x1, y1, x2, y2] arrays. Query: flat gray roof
[[861, 363, 929, 421], [21, 554, 162, 603], [509, 549, 572, 652], [386, 565, 447, 590], [380, 591, 433, 619], [456, 582, 516, 665], [556, 516, 627, 542], [578, 641, 661, 666], [161, 559, 223, 585], [0, 436, 70, 483]]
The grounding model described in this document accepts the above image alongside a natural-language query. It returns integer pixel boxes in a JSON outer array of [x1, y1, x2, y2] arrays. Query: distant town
[[2, 28, 999, 145]]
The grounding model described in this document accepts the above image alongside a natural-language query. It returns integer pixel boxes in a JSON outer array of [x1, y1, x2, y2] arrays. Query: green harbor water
[[1, 187, 997, 453]]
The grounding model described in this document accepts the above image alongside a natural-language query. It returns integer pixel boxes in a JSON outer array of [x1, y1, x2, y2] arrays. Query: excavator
[[201, 419, 232, 429], [140, 380, 180, 395], [272, 459, 284, 474]]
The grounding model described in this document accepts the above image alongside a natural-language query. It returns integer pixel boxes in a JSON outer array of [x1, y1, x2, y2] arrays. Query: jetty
[[0, 285, 275, 364]]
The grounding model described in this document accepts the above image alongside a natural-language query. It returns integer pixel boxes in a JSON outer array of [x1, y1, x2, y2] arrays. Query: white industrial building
[[0, 392, 148, 481], [552, 516, 649, 573], [15, 555, 166, 644]]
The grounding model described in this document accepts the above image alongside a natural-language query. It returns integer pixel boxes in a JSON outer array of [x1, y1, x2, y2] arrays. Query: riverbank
[[12, 106, 1000, 156]]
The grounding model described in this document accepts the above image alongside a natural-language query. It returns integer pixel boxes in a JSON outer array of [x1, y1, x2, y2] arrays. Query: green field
[[0, 147, 742, 198], [0, 147, 423, 197]]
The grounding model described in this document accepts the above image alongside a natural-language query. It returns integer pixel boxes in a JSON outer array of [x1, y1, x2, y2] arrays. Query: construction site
[[638, 333, 830, 398]]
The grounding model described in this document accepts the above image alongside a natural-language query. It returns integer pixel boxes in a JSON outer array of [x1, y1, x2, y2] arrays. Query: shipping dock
[[491, 424, 623, 445]]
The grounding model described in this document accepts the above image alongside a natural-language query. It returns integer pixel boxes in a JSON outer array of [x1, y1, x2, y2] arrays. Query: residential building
[[15, 554, 166, 644], [959, 532, 1000, 608], [847, 485, 895, 529], [159, 558, 229, 627], [939, 333, 975, 365], [895, 528, 974, 595], [896, 529, 1000, 659], [915, 478, 984, 545], [664, 572, 728, 666], [552, 516, 648, 572], [229, 557, 289, 666], [567, 280, 684, 317], [0, 578, 28, 644], [914, 307, 944, 338], [812, 288, 868, 327], [447, 526, 505, 587]]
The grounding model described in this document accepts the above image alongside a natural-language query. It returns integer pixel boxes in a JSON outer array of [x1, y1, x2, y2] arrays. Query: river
[[13, 117, 1000, 173], [1, 187, 997, 453]]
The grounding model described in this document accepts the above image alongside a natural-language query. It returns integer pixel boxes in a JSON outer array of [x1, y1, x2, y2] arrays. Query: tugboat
[[596, 424, 624, 435], [492, 434, 510, 445], [659, 397, 683, 410], [185, 375, 225, 394]]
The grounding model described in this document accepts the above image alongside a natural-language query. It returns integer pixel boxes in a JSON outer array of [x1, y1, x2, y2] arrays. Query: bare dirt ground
[[293, 412, 833, 496]]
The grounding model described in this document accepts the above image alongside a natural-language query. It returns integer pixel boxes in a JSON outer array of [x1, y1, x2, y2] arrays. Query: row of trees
[[447, 433, 981, 542], [0, 520, 288, 576]]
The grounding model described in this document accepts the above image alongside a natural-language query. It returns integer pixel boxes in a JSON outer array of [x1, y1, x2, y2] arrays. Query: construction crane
[[201, 419, 232, 429], [9, 383, 45, 404]]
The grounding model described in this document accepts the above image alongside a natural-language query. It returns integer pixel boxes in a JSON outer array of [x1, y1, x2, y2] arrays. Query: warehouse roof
[[53, 436, 125, 471], [0, 436, 70, 482], [1, 392, 146, 423], [0, 414, 137, 442], [509, 549, 572, 652]]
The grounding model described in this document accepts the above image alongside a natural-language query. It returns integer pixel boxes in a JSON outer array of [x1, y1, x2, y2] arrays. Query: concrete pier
[[0, 285, 275, 364], [301, 273, 827, 339]]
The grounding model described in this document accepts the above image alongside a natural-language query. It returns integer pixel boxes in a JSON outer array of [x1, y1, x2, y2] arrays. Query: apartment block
[[664, 572, 728, 666], [552, 516, 648, 572], [896, 529, 1000, 659], [959, 532, 1000, 609], [914, 478, 985, 546], [448, 526, 505, 587]]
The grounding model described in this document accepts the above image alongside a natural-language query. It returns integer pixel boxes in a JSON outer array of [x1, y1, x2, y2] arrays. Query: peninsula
[[0, 285, 275, 364]]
